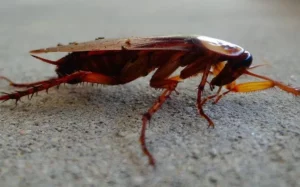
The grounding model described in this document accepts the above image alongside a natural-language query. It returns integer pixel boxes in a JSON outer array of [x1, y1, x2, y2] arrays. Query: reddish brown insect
[[1, 35, 299, 167]]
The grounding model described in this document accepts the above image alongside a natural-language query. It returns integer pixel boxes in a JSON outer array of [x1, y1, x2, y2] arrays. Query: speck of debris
[[95, 37, 105, 40], [125, 39, 131, 46], [209, 176, 218, 184], [69, 42, 78, 45], [55, 127, 63, 132], [116, 131, 127, 137], [19, 130, 32, 135]]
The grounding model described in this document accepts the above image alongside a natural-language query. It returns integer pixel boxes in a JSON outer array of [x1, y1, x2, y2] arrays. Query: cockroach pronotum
[[0, 35, 299, 167]]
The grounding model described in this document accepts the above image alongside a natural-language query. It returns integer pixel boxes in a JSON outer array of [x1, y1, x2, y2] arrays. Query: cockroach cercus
[[1, 35, 299, 167]]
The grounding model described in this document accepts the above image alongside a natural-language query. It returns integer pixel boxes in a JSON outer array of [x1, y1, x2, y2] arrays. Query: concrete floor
[[0, 0, 300, 186]]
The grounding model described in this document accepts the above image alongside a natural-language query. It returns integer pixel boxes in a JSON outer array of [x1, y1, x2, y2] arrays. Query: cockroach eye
[[243, 51, 252, 68], [231, 51, 252, 70]]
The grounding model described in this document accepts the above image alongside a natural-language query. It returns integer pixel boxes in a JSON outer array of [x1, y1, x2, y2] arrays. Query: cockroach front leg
[[180, 57, 216, 127], [197, 64, 215, 128], [200, 86, 223, 106]]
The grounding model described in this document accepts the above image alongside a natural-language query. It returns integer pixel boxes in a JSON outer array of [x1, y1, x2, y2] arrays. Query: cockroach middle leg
[[141, 76, 182, 167], [141, 89, 173, 167], [200, 86, 223, 106]]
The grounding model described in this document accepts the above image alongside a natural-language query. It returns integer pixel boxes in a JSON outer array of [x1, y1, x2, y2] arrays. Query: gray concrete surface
[[0, 0, 300, 186]]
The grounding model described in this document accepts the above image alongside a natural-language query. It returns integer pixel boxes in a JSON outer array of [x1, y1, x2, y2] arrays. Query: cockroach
[[0, 35, 299, 167]]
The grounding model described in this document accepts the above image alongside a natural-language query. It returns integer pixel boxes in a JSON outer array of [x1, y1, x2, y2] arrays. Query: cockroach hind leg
[[0, 72, 89, 104], [0, 76, 55, 88], [139, 89, 175, 167], [140, 112, 156, 167]]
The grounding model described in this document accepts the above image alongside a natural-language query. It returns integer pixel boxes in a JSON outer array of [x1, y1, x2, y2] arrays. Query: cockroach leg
[[0, 76, 56, 88], [0, 71, 117, 103], [141, 89, 173, 167], [197, 64, 214, 128], [0, 72, 84, 102], [212, 90, 231, 104], [210, 80, 237, 104], [200, 86, 223, 105], [81, 72, 117, 85], [141, 76, 182, 167]]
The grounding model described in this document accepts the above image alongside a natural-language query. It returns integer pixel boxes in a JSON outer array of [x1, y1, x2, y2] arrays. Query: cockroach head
[[210, 51, 252, 86]]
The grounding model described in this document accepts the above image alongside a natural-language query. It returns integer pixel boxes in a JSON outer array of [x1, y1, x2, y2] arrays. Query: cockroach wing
[[196, 36, 244, 56], [29, 36, 195, 54]]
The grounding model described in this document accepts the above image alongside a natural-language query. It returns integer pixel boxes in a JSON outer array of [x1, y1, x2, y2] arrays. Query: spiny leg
[[0, 72, 87, 103], [141, 89, 173, 166], [200, 86, 223, 106], [199, 62, 234, 106], [194, 61, 267, 125], [139, 52, 184, 167], [197, 64, 214, 128], [179, 57, 217, 127], [197, 62, 278, 123], [141, 76, 182, 167], [0, 76, 57, 88], [0, 71, 117, 103]]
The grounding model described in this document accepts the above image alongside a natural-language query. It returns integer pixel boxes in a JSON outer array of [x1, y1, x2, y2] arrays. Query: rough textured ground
[[0, 0, 300, 186]]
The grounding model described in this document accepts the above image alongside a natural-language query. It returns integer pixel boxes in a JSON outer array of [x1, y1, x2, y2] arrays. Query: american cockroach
[[1, 35, 299, 167]]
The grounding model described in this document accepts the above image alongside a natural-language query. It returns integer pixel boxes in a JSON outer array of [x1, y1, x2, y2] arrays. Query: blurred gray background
[[0, 0, 300, 186]]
